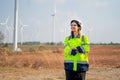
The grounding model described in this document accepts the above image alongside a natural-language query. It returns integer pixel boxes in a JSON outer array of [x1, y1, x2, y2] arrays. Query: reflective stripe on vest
[[77, 61, 88, 64], [64, 60, 74, 63]]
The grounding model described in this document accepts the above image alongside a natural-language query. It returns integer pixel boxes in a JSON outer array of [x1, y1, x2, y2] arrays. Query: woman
[[64, 20, 90, 80]]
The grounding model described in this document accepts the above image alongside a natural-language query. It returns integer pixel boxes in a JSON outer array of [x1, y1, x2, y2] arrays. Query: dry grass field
[[0, 45, 120, 80]]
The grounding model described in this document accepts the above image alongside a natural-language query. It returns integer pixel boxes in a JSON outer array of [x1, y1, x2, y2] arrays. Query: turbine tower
[[13, 0, 18, 51], [51, 3, 56, 44]]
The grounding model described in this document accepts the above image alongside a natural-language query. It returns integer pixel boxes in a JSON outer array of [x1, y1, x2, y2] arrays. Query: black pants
[[65, 70, 86, 80]]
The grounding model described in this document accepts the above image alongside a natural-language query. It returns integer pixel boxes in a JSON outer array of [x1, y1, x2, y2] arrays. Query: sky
[[0, 0, 120, 43]]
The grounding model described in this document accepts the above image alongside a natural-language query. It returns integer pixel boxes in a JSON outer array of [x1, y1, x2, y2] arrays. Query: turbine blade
[[23, 25, 28, 27], [6, 16, 9, 23], [0, 23, 6, 25]]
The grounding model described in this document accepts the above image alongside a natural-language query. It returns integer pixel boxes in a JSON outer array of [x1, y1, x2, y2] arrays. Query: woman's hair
[[71, 20, 82, 30]]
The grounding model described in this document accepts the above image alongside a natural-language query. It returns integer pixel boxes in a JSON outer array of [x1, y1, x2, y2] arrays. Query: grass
[[0, 45, 120, 69], [0, 45, 64, 69], [0, 45, 120, 80]]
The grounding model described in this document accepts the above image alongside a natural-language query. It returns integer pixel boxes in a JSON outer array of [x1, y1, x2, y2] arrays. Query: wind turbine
[[51, 3, 56, 44], [19, 19, 28, 45], [0, 16, 10, 44]]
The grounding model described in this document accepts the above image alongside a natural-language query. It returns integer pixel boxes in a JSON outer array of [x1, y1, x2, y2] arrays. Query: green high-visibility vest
[[64, 34, 90, 71]]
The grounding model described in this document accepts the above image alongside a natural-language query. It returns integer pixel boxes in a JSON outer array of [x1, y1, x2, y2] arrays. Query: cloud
[[56, 0, 66, 4], [34, 0, 45, 4], [95, 1, 110, 8], [75, 0, 110, 8], [28, 0, 48, 5], [33, 0, 66, 5], [29, 18, 43, 27], [55, 10, 85, 36]]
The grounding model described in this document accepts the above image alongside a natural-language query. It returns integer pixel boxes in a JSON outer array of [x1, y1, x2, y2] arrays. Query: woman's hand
[[70, 48, 78, 56]]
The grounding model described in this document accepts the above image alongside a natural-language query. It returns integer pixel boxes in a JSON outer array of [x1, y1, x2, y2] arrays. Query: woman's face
[[71, 22, 79, 32]]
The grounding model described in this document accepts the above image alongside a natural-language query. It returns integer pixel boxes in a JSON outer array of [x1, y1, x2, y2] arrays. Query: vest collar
[[76, 34, 80, 38], [69, 34, 81, 39]]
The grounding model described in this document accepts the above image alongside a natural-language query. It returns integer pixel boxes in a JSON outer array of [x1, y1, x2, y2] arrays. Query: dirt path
[[0, 68, 120, 80], [87, 68, 120, 80]]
